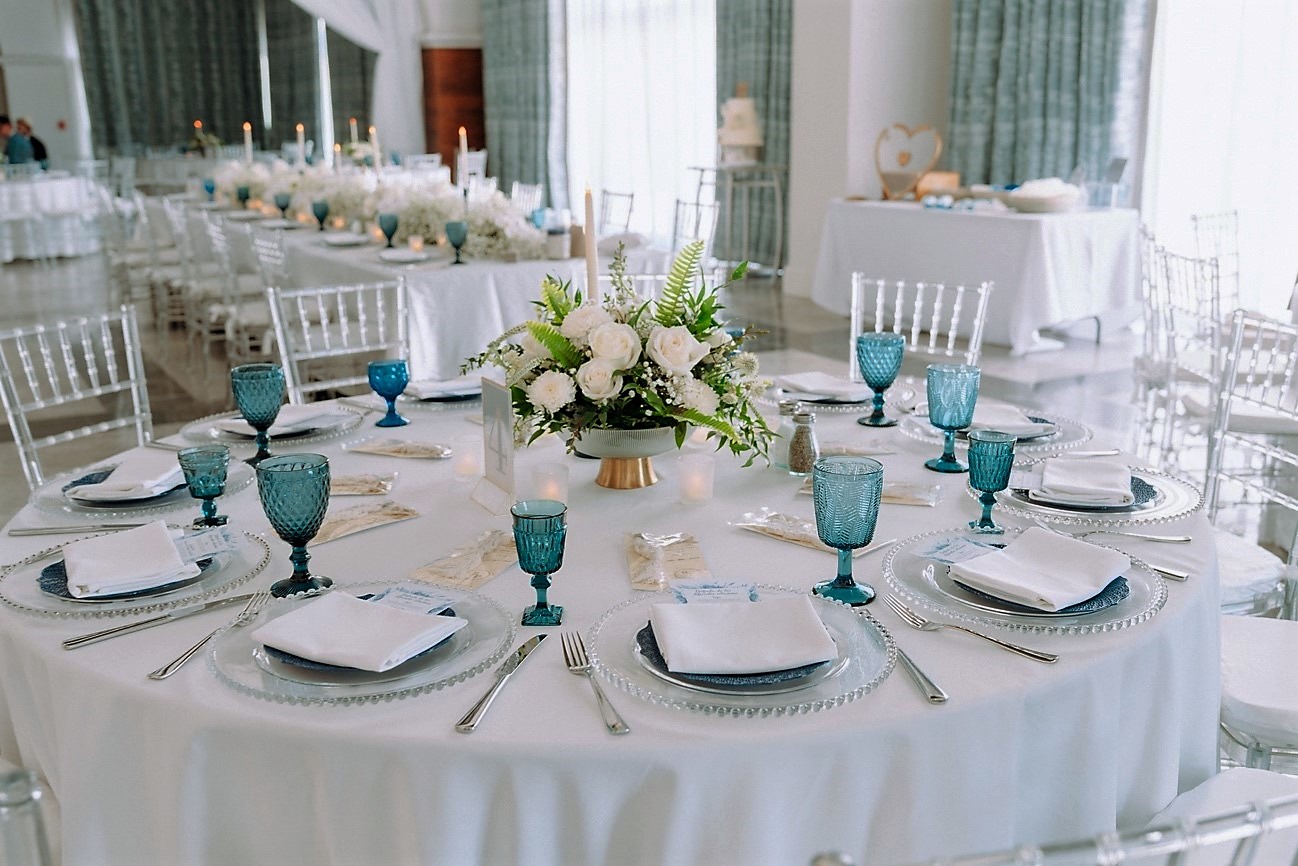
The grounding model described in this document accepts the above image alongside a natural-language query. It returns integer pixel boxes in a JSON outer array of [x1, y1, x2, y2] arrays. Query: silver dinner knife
[[61, 593, 256, 650], [455, 634, 547, 733]]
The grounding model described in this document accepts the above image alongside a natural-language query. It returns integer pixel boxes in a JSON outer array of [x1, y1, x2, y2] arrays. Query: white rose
[[559, 304, 613, 345], [679, 378, 720, 415], [519, 330, 549, 360], [587, 322, 641, 370], [706, 329, 733, 348], [527, 370, 576, 414], [646, 325, 709, 374], [576, 359, 623, 401]]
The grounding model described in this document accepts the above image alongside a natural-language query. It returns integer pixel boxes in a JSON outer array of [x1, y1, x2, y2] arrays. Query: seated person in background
[[0, 115, 34, 165], [16, 118, 48, 168]]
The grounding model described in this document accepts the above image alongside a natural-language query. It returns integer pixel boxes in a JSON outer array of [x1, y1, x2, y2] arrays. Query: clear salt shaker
[[787, 410, 819, 476], [772, 399, 800, 470]]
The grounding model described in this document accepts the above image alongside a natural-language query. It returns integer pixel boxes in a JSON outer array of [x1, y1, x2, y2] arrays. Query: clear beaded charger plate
[[883, 528, 1167, 636], [987, 458, 1204, 529], [0, 530, 270, 619], [897, 410, 1093, 455], [29, 460, 255, 520], [208, 580, 516, 706], [587, 584, 896, 717], [345, 392, 482, 414], [179, 407, 366, 450], [757, 383, 919, 416]]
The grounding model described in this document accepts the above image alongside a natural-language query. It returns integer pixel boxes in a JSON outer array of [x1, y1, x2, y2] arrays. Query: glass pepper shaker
[[787, 410, 819, 476], [772, 399, 800, 470]]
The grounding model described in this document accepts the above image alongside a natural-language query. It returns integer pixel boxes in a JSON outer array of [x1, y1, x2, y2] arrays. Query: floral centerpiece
[[465, 241, 772, 488], [213, 160, 272, 204]]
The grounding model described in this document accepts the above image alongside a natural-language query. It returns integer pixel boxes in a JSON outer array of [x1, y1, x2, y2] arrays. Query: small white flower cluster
[[213, 160, 273, 202]]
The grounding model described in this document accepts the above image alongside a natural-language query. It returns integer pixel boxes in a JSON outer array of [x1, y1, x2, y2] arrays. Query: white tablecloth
[[0, 177, 99, 262], [811, 200, 1143, 354], [0, 400, 1220, 864]]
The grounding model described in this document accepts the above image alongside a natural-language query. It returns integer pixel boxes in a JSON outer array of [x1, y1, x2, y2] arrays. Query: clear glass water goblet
[[236, 185, 250, 210], [230, 363, 285, 466], [256, 453, 333, 598], [202, 178, 215, 202], [273, 192, 292, 219], [511, 499, 566, 626], [445, 220, 468, 265], [855, 332, 906, 427], [811, 456, 884, 606], [378, 213, 399, 248], [311, 199, 329, 231], [177, 445, 230, 528], [924, 363, 981, 473], [967, 430, 1016, 534], [368, 359, 410, 427]]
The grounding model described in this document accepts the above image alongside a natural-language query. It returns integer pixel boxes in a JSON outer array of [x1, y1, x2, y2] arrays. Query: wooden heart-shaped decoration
[[875, 124, 942, 200]]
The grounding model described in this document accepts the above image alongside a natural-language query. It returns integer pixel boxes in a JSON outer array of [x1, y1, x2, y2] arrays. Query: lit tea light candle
[[677, 453, 715, 503], [689, 426, 709, 445], [329, 216, 346, 230], [408, 235, 425, 253], [453, 434, 482, 478], [370, 224, 385, 243], [532, 462, 569, 503]]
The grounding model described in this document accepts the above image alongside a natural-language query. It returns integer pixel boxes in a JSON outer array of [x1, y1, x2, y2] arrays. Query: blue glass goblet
[[855, 332, 906, 427], [811, 456, 884, 606], [511, 499, 566, 626], [445, 220, 467, 265], [230, 363, 285, 466], [967, 430, 1016, 534], [256, 454, 332, 598], [202, 177, 216, 202], [378, 212, 399, 248], [236, 185, 250, 210], [924, 363, 980, 473], [273, 192, 292, 219], [368, 359, 410, 427], [177, 446, 230, 528], [311, 199, 329, 231]]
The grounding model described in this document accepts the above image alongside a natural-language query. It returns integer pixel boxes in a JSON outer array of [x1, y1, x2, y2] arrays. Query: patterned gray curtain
[[73, 0, 261, 151], [265, 0, 319, 155], [948, 0, 1149, 186], [327, 30, 378, 150], [481, 0, 552, 204], [715, 0, 791, 269]]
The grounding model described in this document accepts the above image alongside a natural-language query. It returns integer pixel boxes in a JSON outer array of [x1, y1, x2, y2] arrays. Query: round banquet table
[[0, 401, 1220, 865]]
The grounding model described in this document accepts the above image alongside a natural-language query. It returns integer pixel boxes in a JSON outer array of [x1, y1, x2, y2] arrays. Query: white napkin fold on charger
[[65, 448, 185, 502], [214, 404, 351, 437], [776, 372, 872, 403], [649, 596, 837, 675], [405, 375, 483, 400], [597, 231, 647, 254], [949, 526, 1131, 612], [1028, 456, 1134, 506], [251, 591, 468, 672], [968, 402, 1055, 438], [62, 520, 200, 598]]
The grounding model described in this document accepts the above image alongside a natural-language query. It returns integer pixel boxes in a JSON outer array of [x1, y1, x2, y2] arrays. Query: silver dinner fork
[[1031, 517, 1191, 545], [883, 595, 1058, 663], [148, 590, 271, 680], [560, 632, 631, 735]]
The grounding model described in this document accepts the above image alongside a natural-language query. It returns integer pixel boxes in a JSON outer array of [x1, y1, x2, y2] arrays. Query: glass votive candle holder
[[677, 453, 715, 503], [408, 235, 425, 253], [330, 216, 346, 230], [532, 462, 570, 503], [453, 433, 483, 479]]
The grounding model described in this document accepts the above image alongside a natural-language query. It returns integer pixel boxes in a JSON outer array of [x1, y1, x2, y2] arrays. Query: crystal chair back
[[510, 182, 544, 216], [1191, 209, 1241, 313], [848, 273, 993, 380], [671, 199, 719, 258], [599, 190, 635, 235], [455, 150, 488, 187]]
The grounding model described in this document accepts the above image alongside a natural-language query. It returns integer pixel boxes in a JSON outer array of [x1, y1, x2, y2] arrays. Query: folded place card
[[625, 532, 712, 591], [65, 448, 184, 502], [330, 473, 397, 496], [348, 439, 453, 459], [730, 508, 875, 556], [1027, 456, 1133, 506], [798, 478, 941, 506], [412, 529, 518, 590], [648, 596, 837, 675], [62, 520, 199, 598], [314, 500, 420, 545]]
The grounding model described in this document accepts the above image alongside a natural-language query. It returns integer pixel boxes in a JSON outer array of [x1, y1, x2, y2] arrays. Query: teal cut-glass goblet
[[273, 192, 292, 219], [202, 178, 215, 202], [256, 454, 333, 598], [378, 213, 399, 248], [177, 445, 230, 528], [811, 456, 884, 606], [511, 499, 566, 626], [230, 363, 285, 466], [368, 359, 410, 427], [236, 185, 250, 209], [311, 199, 329, 231], [924, 363, 980, 473], [855, 332, 906, 427], [967, 430, 1016, 534], [445, 220, 467, 265]]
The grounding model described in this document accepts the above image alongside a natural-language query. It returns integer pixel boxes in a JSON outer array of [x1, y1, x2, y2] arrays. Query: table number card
[[472, 379, 515, 514]]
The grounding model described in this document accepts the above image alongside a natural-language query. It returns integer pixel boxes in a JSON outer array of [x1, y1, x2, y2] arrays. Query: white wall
[[421, 0, 483, 47], [0, 0, 92, 167], [784, 0, 951, 297]]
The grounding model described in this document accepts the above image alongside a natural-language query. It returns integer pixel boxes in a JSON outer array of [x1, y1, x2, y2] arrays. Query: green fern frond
[[655, 241, 703, 326], [671, 407, 737, 441], [524, 321, 582, 368]]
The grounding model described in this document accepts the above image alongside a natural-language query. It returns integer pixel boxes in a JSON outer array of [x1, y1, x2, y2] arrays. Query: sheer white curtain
[[565, 0, 716, 245], [1143, 0, 1298, 314]]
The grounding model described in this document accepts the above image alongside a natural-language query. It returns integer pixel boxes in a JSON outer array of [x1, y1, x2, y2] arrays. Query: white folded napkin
[[949, 526, 1131, 612], [777, 372, 872, 402], [214, 404, 351, 437], [597, 231, 647, 253], [65, 448, 185, 502], [968, 402, 1055, 438], [649, 596, 837, 675], [1028, 456, 1134, 506], [62, 520, 200, 598], [251, 591, 468, 672], [405, 375, 482, 399]]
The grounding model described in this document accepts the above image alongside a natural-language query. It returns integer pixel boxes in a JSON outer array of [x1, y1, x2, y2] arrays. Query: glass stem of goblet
[[941, 430, 958, 465], [870, 389, 887, 423], [530, 572, 552, 610], [289, 545, 312, 584], [832, 549, 856, 588], [201, 498, 219, 524], [977, 492, 998, 529], [249, 431, 272, 466]]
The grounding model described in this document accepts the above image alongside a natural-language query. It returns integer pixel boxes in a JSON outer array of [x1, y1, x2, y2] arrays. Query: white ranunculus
[[559, 304, 613, 345], [646, 325, 710, 374], [576, 358, 623, 401], [587, 322, 641, 370], [527, 370, 577, 414], [679, 378, 720, 415]]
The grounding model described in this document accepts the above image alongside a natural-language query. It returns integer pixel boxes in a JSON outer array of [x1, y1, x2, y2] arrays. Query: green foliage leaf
[[729, 262, 748, 283], [525, 321, 582, 368], [539, 277, 574, 320], [655, 240, 704, 326]]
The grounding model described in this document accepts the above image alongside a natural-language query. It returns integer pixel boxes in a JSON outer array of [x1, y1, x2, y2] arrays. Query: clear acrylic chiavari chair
[[847, 274, 993, 380], [671, 199, 719, 259], [510, 181, 543, 216], [599, 190, 635, 235]]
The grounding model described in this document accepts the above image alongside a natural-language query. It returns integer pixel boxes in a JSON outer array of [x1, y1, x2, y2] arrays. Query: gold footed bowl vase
[[575, 427, 677, 490]]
